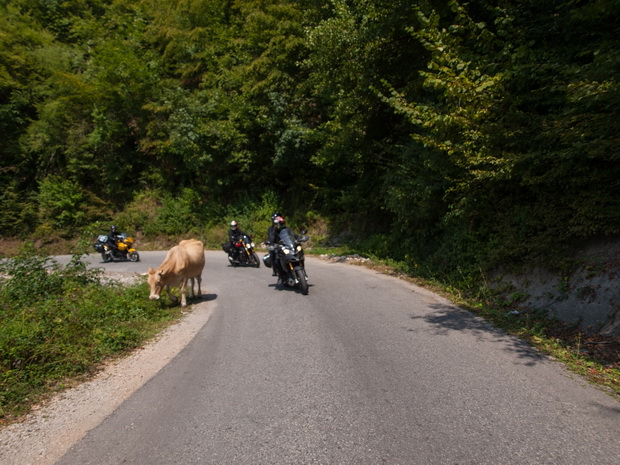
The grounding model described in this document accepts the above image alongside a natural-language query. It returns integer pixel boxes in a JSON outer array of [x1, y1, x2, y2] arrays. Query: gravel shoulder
[[0, 300, 214, 465]]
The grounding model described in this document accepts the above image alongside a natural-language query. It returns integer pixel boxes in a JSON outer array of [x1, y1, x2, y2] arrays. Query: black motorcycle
[[271, 228, 309, 295], [224, 234, 260, 267]]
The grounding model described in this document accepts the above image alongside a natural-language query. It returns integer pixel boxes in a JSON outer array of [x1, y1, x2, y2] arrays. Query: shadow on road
[[410, 303, 545, 366], [160, 293, 218, 308], [591, 401, 620, 418], [197, 293, 218, 302], [267, 282, 313, 294]]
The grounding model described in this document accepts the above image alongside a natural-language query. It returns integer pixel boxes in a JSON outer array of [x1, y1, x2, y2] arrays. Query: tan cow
[[147, 239, 205, 307]]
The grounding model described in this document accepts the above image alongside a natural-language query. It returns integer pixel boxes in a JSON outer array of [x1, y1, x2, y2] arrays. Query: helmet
[[230, 220, 238, 230], [111, 225, 118, 233], [271, 211, 281, 220]]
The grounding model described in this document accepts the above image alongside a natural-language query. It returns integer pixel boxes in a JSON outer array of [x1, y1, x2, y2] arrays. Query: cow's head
[[147, 267, 164, 300]]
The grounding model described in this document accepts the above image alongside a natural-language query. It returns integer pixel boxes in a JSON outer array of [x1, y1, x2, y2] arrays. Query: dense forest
[[1, 0, 618, 279]]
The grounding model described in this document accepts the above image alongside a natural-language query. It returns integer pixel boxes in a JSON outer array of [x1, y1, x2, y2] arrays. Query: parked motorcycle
[[94, 233, 140, 263], [223, 234, 260, 267], [272, 228, 309, 295]]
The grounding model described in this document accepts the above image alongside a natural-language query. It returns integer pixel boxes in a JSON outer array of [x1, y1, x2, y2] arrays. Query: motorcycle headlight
[[296, 246, 302, 252], [282, 247, 291, 255], [250, 242, 255, 247]]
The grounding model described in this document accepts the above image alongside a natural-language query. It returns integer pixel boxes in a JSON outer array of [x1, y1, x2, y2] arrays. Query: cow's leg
[[188, 277, 195, 299], [165, 285, 178, 303], [180, 278, 187, 307], [196, 276, 202, 297]]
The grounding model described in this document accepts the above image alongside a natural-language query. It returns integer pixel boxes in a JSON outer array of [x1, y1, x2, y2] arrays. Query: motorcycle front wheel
[[296, 268, 308, 295], [129, 251, 140, 262], [102, 252, 112, 263], [251, 251, 260, 268]]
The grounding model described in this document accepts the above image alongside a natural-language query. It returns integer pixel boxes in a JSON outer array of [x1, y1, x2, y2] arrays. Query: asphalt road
[[54, 250, 619, 464]]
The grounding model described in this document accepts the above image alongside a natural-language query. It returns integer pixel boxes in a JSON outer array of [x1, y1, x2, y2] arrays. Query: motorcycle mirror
[[300, 230, 307, 234]]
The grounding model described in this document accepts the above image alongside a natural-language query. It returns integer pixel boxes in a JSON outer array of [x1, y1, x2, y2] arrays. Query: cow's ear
[[148, 267, 155, 274]]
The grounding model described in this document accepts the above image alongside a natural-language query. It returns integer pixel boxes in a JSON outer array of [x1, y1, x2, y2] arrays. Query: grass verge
[[0, 251, 184, 424]]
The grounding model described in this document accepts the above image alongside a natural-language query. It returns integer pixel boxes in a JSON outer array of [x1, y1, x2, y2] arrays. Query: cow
[[147, 239, 205, 307]]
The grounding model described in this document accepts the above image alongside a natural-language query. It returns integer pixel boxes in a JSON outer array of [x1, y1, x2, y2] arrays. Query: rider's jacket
[[228, 229, 245, 243]]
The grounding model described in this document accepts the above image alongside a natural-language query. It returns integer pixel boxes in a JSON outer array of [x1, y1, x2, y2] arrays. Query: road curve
[[50, 250, 619, 465]]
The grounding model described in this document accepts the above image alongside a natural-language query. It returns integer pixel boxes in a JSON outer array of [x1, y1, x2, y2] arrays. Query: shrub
[[0, 250, 180, 420], [37, 176, 110, 233]]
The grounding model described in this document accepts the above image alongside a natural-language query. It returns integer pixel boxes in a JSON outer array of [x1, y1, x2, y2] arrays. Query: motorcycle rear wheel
[[296, 269, 309, 295]]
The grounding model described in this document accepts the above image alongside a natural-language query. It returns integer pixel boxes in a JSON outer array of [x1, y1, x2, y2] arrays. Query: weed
[[0, 251, 182, 423]]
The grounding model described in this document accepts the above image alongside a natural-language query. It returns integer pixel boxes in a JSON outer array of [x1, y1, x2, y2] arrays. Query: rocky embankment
[[490, 238, 620, 337]]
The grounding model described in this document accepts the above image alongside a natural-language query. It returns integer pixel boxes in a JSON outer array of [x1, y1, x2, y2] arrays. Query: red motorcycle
[[223, 234, 260, 267]]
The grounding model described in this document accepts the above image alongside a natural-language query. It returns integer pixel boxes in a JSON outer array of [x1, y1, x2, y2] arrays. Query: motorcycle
[[94, 233, 140, 263], [270, 228, 309, 295], [223, 234, 260, 267]]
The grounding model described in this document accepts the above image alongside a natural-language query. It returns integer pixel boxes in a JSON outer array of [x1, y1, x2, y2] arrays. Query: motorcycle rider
[[266, 211, 281, 276], [272, 216, 306, 285], [106, 225, 122, 256], [226, 220, 246, 263]]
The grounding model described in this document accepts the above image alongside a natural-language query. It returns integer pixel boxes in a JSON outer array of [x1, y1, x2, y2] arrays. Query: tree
[[379, 0, 620, 267]]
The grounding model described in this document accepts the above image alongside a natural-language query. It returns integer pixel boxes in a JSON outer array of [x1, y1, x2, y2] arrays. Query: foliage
[[376, 0, 620, 271], [0, 0, 618, 279], [36, 176, 110, 231], [0, 185, 38, 236], [0, 249, 181, 420], [144, 189, 205, 236]]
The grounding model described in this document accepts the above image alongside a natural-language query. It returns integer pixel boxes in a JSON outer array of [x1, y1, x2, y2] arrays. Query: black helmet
[[271, 211, 281, 220], [111, 225, 118, 233]]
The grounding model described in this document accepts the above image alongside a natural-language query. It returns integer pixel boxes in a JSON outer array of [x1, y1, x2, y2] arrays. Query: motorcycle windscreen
[[279, 228, 296, 249]]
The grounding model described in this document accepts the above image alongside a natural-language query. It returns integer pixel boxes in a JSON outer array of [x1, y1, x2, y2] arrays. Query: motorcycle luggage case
[[262, 254, 272, 268]]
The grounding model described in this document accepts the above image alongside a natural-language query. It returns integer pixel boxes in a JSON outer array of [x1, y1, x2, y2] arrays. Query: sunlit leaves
[[0, 0, 618, 273]]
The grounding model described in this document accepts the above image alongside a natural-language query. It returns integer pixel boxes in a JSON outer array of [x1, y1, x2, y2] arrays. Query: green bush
[[37, 176, 110, 232], [113, 188, 208, 237], [0, 186, 38, 236], [112, 189, 163, 234], [0, 250, 181, 420], [218, 191, 282, 243]]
